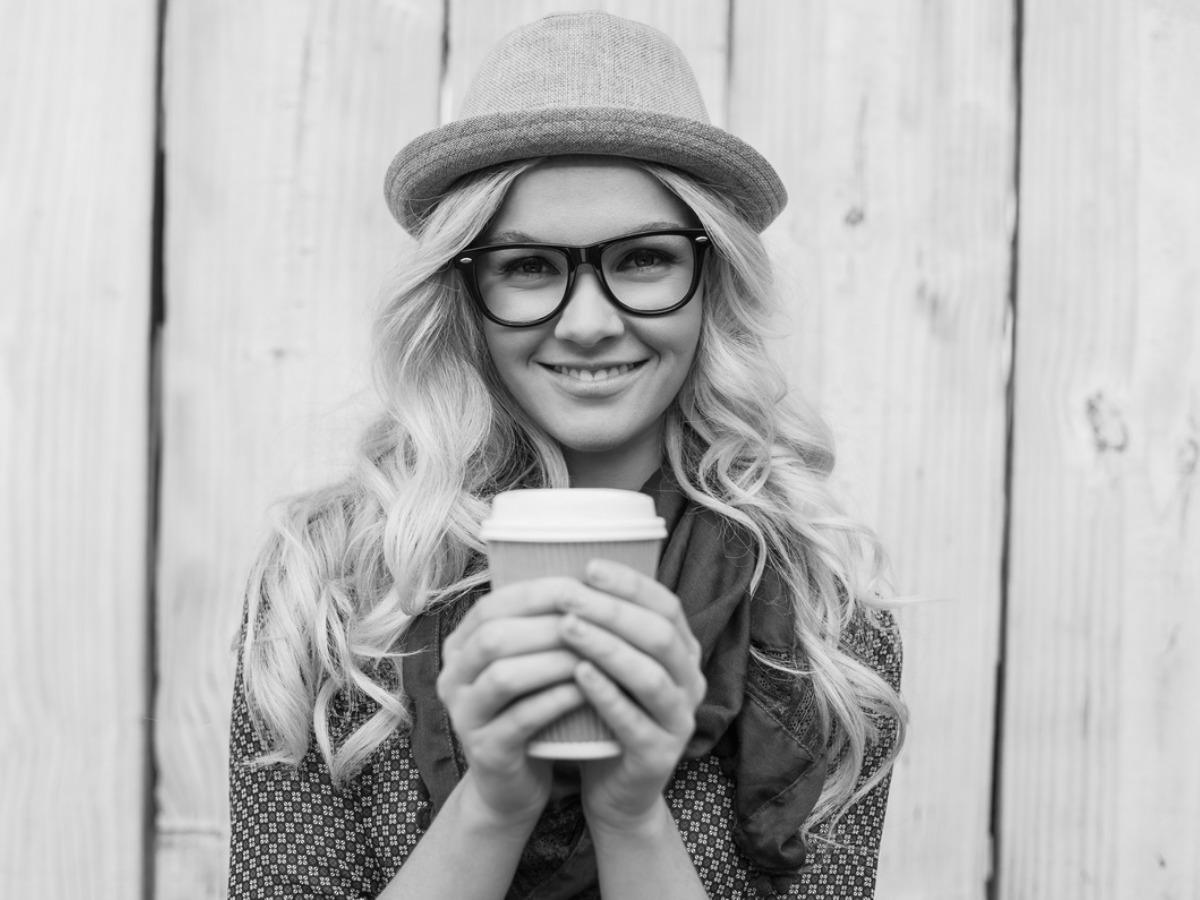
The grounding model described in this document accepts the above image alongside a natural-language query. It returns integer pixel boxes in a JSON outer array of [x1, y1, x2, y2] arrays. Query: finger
[[468, 681, 587, 759], [445, 649, 582, 727], [581, 561, 700, 660], [572, 660, 686, 752], [559, 615, 701, 731], [446, 614, 569, 684], [582, 560, 686, 626], [558, 587, 701, 688], [448, 577, 584, 651]]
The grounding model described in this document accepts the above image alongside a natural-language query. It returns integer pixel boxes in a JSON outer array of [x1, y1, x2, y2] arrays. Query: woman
[[229, 12, 906, 899]]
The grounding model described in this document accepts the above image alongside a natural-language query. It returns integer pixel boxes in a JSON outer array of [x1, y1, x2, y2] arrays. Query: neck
[[563, 432, 663, 491]]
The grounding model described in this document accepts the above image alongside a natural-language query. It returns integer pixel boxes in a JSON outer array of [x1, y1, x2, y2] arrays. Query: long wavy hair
[[241, 157, 907, 841]]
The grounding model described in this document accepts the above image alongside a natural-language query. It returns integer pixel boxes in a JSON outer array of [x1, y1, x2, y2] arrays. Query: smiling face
[[476, 158, 704, 489]]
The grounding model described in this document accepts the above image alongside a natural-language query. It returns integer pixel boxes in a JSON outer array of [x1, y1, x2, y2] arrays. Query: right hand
[[436, 577, 587, 824]]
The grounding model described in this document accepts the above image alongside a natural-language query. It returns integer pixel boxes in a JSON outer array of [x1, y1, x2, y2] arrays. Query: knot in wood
[[1085, 391, 1129, 453]]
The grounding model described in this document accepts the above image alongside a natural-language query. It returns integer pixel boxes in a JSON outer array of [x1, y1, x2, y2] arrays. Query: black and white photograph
[[2, 1, 1197, 898]]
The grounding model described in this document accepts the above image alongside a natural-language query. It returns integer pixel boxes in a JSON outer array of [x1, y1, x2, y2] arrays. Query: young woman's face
[[477, 158, 704, 485]]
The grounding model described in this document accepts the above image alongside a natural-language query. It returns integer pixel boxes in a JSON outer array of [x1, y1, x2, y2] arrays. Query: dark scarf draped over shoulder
[[399, 468, 828, 898]]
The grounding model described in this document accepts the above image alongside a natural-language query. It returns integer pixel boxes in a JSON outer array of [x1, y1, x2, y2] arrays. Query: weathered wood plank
[[0, 1, 158, 897], [732, 3, 1016, 897], [154, 1, 443, 895], [1002, 0, 1200, 896]]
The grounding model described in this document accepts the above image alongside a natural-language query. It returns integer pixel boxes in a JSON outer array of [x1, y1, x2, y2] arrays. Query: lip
[[538, 359, 648, 397]]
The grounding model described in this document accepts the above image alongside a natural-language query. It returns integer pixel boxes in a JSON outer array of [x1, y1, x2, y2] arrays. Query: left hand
[[556, 559, 707, 833]]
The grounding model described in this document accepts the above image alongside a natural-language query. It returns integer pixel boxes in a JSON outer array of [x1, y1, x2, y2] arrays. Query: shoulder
[[841, 605, 902, 692]]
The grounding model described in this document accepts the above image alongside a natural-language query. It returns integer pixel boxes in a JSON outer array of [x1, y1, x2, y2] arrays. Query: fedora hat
[[384, 11, 787, 234]]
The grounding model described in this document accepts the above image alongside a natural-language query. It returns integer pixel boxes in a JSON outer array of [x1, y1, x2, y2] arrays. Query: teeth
[[552, 363, 637, 381]]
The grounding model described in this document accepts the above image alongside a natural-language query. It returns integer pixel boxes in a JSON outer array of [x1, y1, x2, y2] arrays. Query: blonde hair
[[241, 158, 906, 843]]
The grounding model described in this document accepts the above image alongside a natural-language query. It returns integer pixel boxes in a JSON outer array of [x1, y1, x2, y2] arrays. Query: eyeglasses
[[451, 228, 711, 327]]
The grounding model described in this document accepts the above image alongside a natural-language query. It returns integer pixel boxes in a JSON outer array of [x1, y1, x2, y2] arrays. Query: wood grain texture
[[1002, 0, 1200, 897], [137, 2, 1200, 898], [0, 1, 158, 897], [154, 1, 443, 895], [731, 3, 1016, 897]]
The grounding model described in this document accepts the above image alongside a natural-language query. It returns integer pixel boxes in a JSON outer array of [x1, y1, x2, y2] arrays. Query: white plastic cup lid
[[480, 488, 666, 542]]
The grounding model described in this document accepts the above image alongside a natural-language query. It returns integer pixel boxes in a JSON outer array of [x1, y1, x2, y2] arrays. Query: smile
[[543, 361, 646, 382]]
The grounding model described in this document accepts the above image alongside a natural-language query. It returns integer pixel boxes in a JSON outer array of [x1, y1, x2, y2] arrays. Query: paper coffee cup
[[480, 488, 666, 759]]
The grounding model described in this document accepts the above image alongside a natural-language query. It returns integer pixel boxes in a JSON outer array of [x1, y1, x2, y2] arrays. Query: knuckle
[[461, 734, 493, 763], [585, 637, 619, 668], [472, 622, 506, 659], [480, 662, 519, 697], [514, 688, 554, 724], [648, 667, 676, 700], [643, 622, 676, 659], [658, 585, 683, 613], [678, 709, 697, 737]]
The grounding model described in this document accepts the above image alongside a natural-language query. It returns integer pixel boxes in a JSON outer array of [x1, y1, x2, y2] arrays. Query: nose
[[553, 265, 625, 347]]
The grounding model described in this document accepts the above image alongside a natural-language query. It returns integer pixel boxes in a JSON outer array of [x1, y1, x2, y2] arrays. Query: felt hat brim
[[384, 107, 787, 234]]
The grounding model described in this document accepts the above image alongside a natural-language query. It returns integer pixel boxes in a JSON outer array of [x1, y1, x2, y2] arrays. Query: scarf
[[400, 469, 827, 897]]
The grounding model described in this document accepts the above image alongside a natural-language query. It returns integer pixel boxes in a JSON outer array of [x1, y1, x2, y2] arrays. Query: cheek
[[669, 306, 704, 366], [667, 315, 704, 395], [481, 325, 518, 365], [481, 327, 542, 393]]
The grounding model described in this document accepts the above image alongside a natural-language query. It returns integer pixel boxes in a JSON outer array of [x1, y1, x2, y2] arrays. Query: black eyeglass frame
[[451, 228, 712, 328]]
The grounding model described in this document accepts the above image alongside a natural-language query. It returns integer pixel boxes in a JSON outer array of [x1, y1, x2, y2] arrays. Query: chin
[[554, 434, 631, 455], [550, 421, 665, 468]]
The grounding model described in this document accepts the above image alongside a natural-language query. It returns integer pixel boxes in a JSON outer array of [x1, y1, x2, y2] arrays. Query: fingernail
[[585, 559, 609, 586]]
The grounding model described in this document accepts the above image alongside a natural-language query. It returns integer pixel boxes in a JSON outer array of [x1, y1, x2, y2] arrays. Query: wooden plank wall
[[0, 1, 158, 897], [1002, 0, 1200, 897], [3, 1, 1197, 898], [154, 2, 443, 895], [731, 5, 1015, 897]]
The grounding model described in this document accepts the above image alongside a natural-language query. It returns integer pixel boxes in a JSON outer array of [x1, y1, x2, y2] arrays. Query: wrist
[[588, 798, 708, 898], [456, 770, 546, 837], [584, 794, 671, 844]]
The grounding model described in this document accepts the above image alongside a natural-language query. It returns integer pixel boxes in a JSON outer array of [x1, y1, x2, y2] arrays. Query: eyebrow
[[482, 221, 690, 244]]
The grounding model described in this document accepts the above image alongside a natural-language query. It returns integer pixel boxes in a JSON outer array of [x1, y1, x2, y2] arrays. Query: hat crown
[[385, 12, 786, 233], [459, 12, 711, 123]]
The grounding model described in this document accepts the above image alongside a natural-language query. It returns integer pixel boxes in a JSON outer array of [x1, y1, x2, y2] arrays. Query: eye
[[626, 249, 667, 268], [612, 245, 679, 273], [489, 251, 564, 279], [507, 256, 554, 274]]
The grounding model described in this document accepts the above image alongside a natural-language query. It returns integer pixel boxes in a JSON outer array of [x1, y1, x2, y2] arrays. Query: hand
[[556, 560, 707, 833], [437, 579, 589, 825]]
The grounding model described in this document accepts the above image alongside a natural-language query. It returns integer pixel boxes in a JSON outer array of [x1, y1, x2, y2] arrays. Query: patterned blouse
[[227, 611, 901, 898]]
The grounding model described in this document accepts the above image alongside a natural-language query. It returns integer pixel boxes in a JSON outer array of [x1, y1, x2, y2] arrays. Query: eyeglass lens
[[472, 232, 698, 324]]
